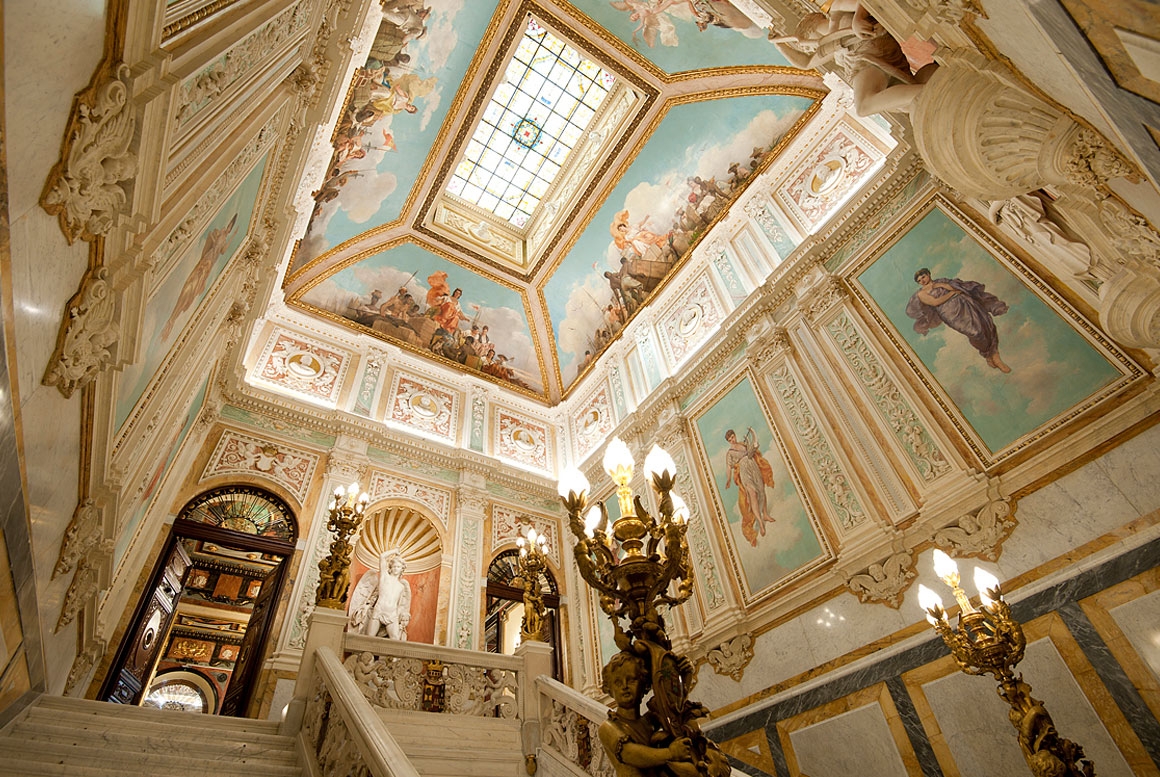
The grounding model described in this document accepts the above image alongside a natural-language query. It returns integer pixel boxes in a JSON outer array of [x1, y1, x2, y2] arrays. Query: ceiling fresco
[[284, 0, 823, 401]]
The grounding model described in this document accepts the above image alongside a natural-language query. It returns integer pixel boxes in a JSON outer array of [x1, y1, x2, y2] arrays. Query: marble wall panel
[[1109, 588, 1160, 684], [1082, 569, 1160, 721], [909, 624, 1141, 777], [781, 684, 918, 777]]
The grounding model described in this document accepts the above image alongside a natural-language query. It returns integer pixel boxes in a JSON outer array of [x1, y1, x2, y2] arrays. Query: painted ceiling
[[284, 0, 823, 402]]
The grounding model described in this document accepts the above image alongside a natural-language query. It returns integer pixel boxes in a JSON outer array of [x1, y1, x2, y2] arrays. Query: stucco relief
[[254, 331, 350, 405], [202, 430, 319, 503], [388, 374, 457, 441], [658, 275, 724, 367], [494, 409, 551, 471], [573, 385, 615, 463], [782, 128, 880, 231], [366, 472, 451, 528], [491, 505, 561, 567]]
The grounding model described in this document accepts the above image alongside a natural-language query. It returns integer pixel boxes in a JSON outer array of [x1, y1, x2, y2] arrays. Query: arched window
[[179, 485, 297, 541]]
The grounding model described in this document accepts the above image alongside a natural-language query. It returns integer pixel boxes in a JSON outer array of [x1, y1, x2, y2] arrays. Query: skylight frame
[[445, 15, 617, 232]]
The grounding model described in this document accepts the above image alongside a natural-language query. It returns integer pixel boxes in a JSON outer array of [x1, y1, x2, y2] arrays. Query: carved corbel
[[63, 638, 106, 696], [56, 538, 111, 632], [799, 275, 849, 325], [41, 62, 137, 244], [53, 498, 103, 579], [932, 489, 1017, 561], [844, 548, 917, 608], [705, 633, 755, 681], [749, 324, 793, 372], [42, 267, 119, 398]]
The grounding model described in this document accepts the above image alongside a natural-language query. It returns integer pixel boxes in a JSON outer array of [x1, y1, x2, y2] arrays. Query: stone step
[[29, 696, 284, 735], [6, 719, 298, 765], [0, 757, 296, 777], [405, 751, 524, 777], [0, 739, 301, 776]]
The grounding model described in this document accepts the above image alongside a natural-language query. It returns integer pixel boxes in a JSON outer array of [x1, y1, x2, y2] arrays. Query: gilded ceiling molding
[[41, 62, 137, 245], [705, 633, 755, 682], [932, 486, 1018, 562], [41, 267, 118, 399], [843, 548, 917, 608]]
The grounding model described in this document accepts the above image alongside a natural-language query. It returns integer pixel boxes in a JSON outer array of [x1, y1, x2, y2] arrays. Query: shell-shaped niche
[[354, 504, 442, 572]]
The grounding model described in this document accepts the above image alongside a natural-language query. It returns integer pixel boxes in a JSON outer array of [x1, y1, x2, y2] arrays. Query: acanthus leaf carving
[[1064, 128, 1135, 190], [845, 549, 917, 608], [41, 62, 137, 244], [42, 267, 119, 398], [53, 498, 103, 578], [705, 633, 755, 681], [933, 493, 1017, 561]]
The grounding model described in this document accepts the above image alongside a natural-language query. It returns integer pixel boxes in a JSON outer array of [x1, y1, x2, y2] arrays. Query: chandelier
[[559, 437, 729, 776], [918, 550, 1095, 777]]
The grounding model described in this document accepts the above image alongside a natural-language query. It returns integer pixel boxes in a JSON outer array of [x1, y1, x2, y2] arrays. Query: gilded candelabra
[[919, 550, 1095, 777], [516, 526, 550, 642], [559, 437, 729, 777], [315, 481, 369, 609]]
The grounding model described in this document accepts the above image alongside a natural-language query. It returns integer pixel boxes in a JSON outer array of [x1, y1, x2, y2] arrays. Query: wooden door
[[99, 540, 191, 704], [220, 557, 285, 716]]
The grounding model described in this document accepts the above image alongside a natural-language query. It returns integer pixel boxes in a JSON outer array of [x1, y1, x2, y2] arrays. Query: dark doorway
[[483, 549, 562, 680], [99, 486, 297, 716]]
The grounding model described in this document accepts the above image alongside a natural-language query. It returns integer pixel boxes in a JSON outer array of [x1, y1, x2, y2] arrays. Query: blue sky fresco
[[546, 93, 812, 386], [566, 0, 789, 72], [116, 154, 267, 432], [294, 0, 500, 270], [301, 242, 543, 393], [857, 207, 1120, 453], [694, 375, 823, 595]]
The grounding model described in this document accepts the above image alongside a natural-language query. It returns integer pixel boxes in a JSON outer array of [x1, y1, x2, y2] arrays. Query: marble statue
[[348, 549, 412, 639], [771, 0, 936, 116]]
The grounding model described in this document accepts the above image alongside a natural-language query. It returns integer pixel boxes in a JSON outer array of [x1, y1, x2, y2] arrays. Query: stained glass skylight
[[447, 17, 616, 229]]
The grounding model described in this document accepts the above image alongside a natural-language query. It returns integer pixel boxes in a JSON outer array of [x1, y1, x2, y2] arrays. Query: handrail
[[344, 632, 524, 671], [300, 644, 422, 777], [535, 674, 616, 777], [537, 675, 610, 722]]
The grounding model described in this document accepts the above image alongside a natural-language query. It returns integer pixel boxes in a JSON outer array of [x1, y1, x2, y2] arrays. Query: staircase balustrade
[[535, 675, 616, 777], [300, 644, 422, 777], [342, 632, 522, 719]]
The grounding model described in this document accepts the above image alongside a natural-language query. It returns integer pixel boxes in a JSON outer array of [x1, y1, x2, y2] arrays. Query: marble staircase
[[378, 708, 524, 777], [0, 695, 302, 776]]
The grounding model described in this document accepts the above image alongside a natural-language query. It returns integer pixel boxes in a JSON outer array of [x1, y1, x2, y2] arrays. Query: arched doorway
[[484, 549, 562, 680], [99, 486, 297, 716]]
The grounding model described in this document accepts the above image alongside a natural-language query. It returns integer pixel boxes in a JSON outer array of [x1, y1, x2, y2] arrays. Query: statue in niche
[[771, 0, 937, 116], [348, 549, 412, 639], [988, 191, 1095, 280]]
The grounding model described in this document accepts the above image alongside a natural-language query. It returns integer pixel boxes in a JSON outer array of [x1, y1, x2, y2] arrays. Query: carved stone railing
[[342, 632, 522, 719], [536, 675, 616, 777], [299, 645, 421, 777]]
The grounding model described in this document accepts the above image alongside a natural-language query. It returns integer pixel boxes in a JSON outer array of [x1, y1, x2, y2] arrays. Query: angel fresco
[[724, 427, 776, 546], [906, 267, 1012, 373], [608, 0, 762, 48]]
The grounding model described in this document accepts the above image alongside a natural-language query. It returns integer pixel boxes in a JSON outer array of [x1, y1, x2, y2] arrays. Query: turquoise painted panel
[[857, 207, 1120, 453], [546, 93, 812, 387], [693, 376, 823, 596], [293, 0, 501, 270], [116, 154, 268, 431]]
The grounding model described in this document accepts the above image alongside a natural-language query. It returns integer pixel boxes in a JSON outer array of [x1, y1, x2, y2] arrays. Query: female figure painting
[[724, 427, 776, 546], [906, 268, 1011, 373]]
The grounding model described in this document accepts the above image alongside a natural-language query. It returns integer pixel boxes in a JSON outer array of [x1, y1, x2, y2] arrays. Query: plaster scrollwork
[[325, 456, 367, 484], [932, 491, 1017, 561], [41, 62, 137, 244], [749, 326, 793, 372], [705, 633, 755, 681], [56, 538, 112, 632], [53, 498, 103, 578], [672, 450, 726, 610], [63, 638, 106, 696], [768, 365, 868, 530], [42, 267, 119, 398], [343, 651, 517, 718], [903, 0, 983, 25], [825, 312, 951, 482], [452, 495, 484, 649], [844, 549, 916, 608], [800, 275, 848, 324], [1063, 128, 1135, 190]]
